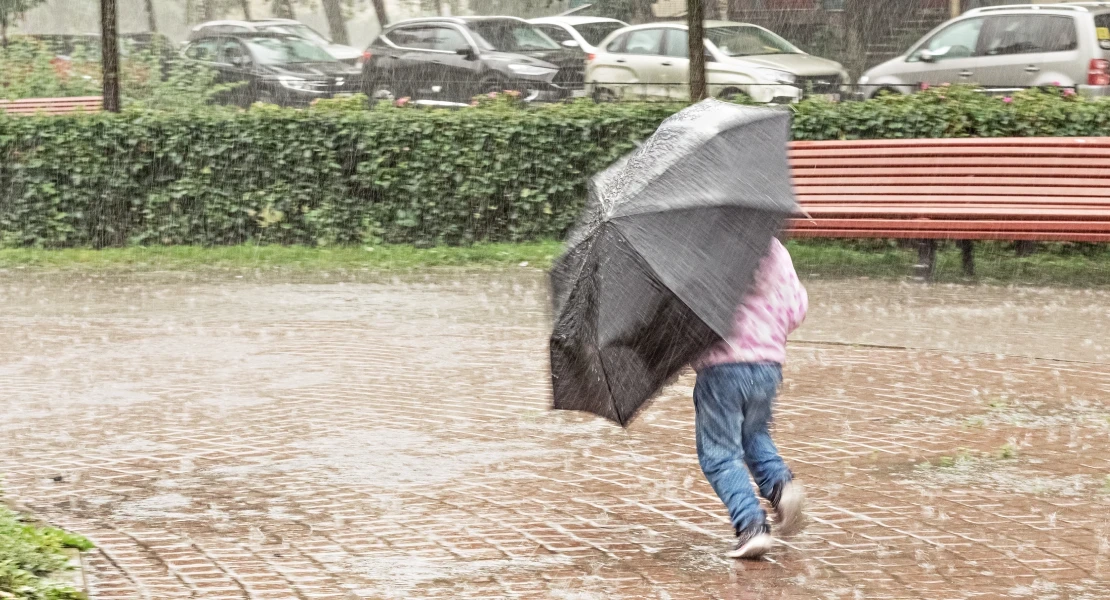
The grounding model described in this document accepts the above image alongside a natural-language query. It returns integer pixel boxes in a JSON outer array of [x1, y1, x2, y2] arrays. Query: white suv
[[586, 21, 848, 103], [860, 3, 1110, 97]]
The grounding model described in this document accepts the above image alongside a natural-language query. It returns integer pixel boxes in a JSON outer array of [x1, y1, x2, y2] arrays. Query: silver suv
[[859, 2, 1110, 97]]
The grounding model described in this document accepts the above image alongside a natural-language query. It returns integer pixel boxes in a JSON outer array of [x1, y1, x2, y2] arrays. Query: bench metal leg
[[958, 240, 975, 277], [914, 240, 938, 281]]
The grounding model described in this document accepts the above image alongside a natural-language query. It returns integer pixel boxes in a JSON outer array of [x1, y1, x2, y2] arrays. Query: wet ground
[[1, 270, 1108, 599]]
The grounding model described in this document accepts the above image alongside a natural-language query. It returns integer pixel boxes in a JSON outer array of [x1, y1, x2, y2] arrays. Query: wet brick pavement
[[1, 271, 1108, 599]]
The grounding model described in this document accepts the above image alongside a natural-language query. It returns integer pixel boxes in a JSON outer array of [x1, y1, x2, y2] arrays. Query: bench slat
[[792, 218, 1110, 231], [802, 206, 1110, 219], [796, 176, 1110, 187], [791, 146, 1110, 159], [797, 195, 1110, 206], [787, 228, 1110, 242], [792, 156, 1110, 168], [795, 185, 1110, 197], [791, 137, 1110, 149], [793, 166, 1110, 179]]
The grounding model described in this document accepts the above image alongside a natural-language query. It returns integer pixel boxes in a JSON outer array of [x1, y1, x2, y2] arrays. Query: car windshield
[[705, 25, 798, 57], [572, 22, 626, 46], [469, 20, 560, 52], [245, 37, 336, 64], [261, 23, 331, 45]]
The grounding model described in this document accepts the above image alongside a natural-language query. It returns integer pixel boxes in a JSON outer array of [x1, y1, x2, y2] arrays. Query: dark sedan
[[360, 17, 583, 104], [182, 32, 361, 107]]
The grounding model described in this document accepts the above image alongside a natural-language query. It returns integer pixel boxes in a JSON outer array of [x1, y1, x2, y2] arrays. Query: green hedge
[[1, 87, 1108, 248]]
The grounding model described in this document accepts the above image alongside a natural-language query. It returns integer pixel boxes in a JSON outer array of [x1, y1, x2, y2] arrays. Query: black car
[[181, 32, 361, 107], [360, 17, 583, 104]]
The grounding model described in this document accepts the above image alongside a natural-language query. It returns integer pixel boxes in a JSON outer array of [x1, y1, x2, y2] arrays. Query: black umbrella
[[549, 99, 798, 427]]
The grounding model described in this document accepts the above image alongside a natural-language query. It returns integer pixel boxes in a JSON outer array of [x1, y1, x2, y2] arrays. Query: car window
[[469, 20, 560, 52], [218, 39, 249, 65], [705, 25, 798, 57], [911, 17, 983, 61], [243, 37, 336, 64], [980, 15, 1077, 56], [1095, 14, 1110, 50], [622, 29, 664, 56], [536, 25, 573, 44], [428, 26, 468, 52], [664, 29, 688, 58], [185, 38, 220, 61], [606, 33, 628, 53], [573, 22, 626, 47], [385, 26, 435, 50]]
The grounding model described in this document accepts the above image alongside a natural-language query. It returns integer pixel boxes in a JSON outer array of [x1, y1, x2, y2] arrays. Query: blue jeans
[[693, 362, 792, 534]]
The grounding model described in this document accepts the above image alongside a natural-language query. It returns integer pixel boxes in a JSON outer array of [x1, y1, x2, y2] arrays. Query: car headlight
[[507, 63, 557, 77], [278, 75, 312, 91], [755, 68, 796, 85]]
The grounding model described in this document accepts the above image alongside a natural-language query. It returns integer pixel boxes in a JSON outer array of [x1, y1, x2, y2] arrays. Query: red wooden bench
[[0, 96, 103, 116], [787, 137, 1110, 277]]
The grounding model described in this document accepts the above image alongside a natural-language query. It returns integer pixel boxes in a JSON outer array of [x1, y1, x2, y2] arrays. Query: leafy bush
[[1, 86, 1109, 248], [0, 501, 91, 600], [0, 37, 235, 110]]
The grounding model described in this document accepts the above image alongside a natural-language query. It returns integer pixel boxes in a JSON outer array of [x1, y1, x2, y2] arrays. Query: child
[[692, 237, 807, 559]]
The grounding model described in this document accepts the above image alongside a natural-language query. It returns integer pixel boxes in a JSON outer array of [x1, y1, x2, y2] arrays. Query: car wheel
[[718, 87, 750, 104]]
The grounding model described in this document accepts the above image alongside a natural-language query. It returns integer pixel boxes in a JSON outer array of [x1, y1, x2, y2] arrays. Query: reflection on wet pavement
[[1, 271, 1107, 599]]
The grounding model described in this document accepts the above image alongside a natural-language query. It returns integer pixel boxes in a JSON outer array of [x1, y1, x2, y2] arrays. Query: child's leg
[[692, 364, 768, 535], [739, 364, 793, 500]]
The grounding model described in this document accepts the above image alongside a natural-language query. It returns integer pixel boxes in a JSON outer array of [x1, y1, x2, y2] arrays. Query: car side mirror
[[919, 50, 935, 63], [456, 47, 477, 60], [561, 39, 579, 48], [231, 55, 249, 67]]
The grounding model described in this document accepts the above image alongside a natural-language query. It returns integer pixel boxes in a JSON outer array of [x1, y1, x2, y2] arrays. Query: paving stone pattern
[[1, 272, 1108, 599]]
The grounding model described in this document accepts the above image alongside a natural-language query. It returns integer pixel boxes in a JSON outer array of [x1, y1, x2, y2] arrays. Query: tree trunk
[[240, 0, 251, 19], [1, 14, 8, 49], [321, 0, 349, 45], [144, 0, 157, 31], [100, 0, 121, 112], [687, 0, 706, 101], [370, 0, 388, 28]]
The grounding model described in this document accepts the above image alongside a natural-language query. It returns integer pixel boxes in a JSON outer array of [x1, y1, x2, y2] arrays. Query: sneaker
[[769, 480, 805, 536], [726, 523, 773, 559]]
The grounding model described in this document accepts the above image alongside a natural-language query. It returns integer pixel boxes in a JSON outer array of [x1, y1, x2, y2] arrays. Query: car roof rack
[[965, 3, 1093, 15]]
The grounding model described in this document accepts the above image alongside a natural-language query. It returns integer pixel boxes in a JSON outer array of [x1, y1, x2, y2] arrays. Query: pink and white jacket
[[694, 239, 808, 370]]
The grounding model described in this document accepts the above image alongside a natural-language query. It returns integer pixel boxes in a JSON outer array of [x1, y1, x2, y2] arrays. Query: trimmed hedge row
[[1, 87, 1108, 248]]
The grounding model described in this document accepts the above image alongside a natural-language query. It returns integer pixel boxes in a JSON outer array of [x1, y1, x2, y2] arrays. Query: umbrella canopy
[[549, 99, 798, 426]]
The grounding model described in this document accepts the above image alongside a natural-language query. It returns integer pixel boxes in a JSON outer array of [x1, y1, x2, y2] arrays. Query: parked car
[[181, 32, 361, 107], [187, 19, 362, 64], [360, 17, 584, 104], [586, 21, 849, 103], [528, 16, 629, 54], [859, 2, 1110, 98]]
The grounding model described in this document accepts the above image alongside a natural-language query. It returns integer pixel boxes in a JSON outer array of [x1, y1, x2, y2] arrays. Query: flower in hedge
[[395, 97, 410, 107], [920, 82, 930, 90], [1002, 96, 1013, 103], [1063, 88, 1076, 97], [1052, 81, 1061, 87]]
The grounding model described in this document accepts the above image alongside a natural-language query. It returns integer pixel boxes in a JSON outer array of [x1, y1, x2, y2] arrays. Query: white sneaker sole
[[775, 483, 806, 536], [726, 533, 774, 559]]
